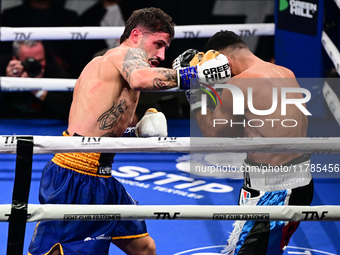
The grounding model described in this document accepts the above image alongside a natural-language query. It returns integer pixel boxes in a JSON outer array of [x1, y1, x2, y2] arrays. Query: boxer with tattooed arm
[[29, 7, 228, 255]]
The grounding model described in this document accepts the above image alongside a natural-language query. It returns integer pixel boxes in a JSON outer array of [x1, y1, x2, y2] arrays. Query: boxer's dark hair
[[205, 30, 248, 52], [120, 7, 175, 43]]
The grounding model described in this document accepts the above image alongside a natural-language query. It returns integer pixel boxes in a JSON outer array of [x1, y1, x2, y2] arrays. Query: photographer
[[1, 0, 81, 77], [0, 40, 73, 120]]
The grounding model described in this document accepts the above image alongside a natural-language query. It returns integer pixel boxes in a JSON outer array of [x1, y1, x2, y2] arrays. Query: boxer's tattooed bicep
[[153, 69, 177, 89], [122, 49, 149, 83], [97, 99, 128, 134]]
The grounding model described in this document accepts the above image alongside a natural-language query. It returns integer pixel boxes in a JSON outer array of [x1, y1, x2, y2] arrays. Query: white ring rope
[[0, 24, 275, 41], [0, 77, 76, 92], [322, 31, 340, 76], [0, 204, 338, 222], [334, 0, 340, 9], [0, 77, 179, 92], [323, 81, 340, 126], [1, 136, 340, 154]]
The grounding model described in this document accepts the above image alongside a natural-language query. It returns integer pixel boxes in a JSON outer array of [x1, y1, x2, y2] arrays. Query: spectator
[[78, 0, 125, 66], [1, 0, 81, 77], [0, 40, 73, 120]]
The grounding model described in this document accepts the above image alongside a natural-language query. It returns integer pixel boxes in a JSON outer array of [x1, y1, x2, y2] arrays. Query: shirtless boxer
[[178, 31, 314, 254], [28, 8, 229, 255]]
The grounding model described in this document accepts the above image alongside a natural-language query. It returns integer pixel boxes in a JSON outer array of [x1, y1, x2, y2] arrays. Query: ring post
[[6, 137, 33, 255]]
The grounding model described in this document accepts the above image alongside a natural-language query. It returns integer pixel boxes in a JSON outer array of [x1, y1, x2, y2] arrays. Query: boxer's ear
[[130, 28, 142, 44]]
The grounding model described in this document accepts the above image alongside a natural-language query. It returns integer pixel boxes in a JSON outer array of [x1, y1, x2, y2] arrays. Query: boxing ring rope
[[0, 26, 337, 79], [323, 81, 340, 126], [0, 76, 179, 92], [322, 31, 340, 76], [0, 23, 274, 41], [321, 31, 340, 127], [0, 204, 339, 222], [1, 136, 340, 154], [0, 77, 77, 92]]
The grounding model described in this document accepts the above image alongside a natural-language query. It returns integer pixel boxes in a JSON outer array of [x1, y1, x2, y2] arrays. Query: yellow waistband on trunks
[[51, 131, 112, 177]]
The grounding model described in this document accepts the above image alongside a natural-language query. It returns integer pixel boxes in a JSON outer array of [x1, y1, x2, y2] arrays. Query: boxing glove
[[177, 50, 231, 90], [172, 49, 202, 69], [123, 108, 167, 137], [174, 50, 221, 113]]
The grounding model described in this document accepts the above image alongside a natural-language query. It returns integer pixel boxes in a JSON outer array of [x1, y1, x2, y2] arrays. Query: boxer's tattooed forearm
[[123, 49, 149, 82], [153, 78, 167, 89], [156, 69, 177, 83], [152, 69, 177, 89], [97, 99, 128, 131], [156, 69, 177, 81]]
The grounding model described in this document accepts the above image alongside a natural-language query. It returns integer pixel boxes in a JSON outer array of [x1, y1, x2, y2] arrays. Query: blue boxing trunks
[[223, 154, 314, 255], [28, 131, 148, 255]]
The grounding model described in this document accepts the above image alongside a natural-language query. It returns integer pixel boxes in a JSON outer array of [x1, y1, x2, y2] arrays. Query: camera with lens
[[21, 57, 42, 77]]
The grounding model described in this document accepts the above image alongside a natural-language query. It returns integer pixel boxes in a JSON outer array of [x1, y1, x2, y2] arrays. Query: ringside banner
[[275, 0, 324, 77], [276, 0, 319, 36]]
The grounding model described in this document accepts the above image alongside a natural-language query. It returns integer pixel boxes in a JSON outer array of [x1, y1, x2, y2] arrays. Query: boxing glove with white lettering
[[177, 50, 231, 90]]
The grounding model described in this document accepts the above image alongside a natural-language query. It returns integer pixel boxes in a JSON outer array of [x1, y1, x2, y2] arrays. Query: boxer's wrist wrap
[[178, 66, 199, 90], [123, 127, 137, 137], [185, 89, 203, 114]]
